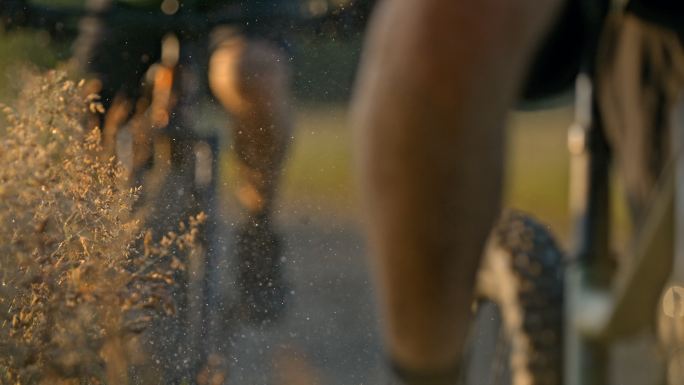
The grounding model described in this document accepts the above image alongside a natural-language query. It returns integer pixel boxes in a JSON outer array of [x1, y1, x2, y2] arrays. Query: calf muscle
[[352, 0, 563, 373]]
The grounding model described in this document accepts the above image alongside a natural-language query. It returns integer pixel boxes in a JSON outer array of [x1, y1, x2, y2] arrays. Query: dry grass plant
[[0, 71, 204, 385]]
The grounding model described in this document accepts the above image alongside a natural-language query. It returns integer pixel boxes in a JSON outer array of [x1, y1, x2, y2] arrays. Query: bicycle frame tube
[[565, 2, 618, 382], [674, 97, 684, 281], [566, 72, 613, 385]]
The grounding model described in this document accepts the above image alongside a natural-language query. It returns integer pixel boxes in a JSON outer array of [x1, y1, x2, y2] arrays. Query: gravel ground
[[222, 214, 385, 385]]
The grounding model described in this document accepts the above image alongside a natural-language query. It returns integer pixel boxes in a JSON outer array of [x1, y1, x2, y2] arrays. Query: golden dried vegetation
[[0, 71, 203, 385]]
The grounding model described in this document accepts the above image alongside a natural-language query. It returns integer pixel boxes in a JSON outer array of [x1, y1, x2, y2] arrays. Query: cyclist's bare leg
[[352, 0, 562, 377], [209, 36, 292, 220], [209, 35, 292, 322]]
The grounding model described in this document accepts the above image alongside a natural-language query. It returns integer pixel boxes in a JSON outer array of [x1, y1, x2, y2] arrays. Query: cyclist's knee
[[209, 37, 290, 114]]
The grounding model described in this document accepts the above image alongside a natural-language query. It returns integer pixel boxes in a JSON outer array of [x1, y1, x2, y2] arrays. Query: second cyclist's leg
[[352, 0, 562, 381], [209, 34, 292, 323]]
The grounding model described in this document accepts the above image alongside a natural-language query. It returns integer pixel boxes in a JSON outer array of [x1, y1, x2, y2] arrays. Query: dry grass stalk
[[0, 71, 204, 385]]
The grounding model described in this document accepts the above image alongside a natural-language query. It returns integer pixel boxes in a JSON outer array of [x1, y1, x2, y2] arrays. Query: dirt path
[[223, 215, 384, 385]]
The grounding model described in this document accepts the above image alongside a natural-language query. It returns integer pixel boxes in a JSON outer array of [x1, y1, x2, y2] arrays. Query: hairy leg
[[209, 36, 292, 219], [352, 0, 562, 375]]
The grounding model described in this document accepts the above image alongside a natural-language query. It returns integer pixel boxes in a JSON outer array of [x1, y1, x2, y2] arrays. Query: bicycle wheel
[[461, 211, 564, 385]]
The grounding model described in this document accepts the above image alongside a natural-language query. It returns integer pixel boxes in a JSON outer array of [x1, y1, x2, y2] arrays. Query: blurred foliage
[[30, 0, 85, 6], [0, 30, 67, 99], [0, 0, 365, 102]]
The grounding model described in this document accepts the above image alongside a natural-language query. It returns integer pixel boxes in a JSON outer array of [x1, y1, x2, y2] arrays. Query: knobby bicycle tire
[[461, 211, 565, 385]]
